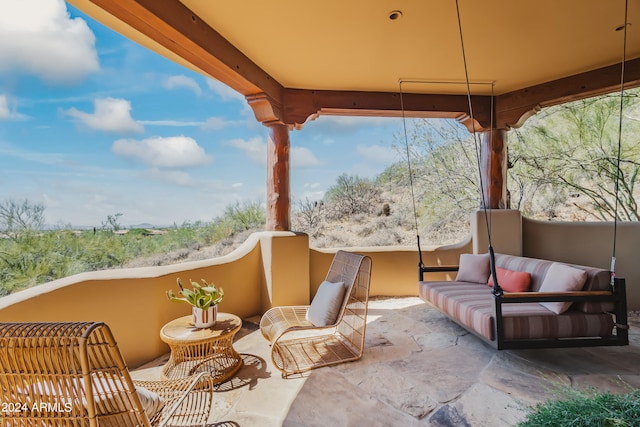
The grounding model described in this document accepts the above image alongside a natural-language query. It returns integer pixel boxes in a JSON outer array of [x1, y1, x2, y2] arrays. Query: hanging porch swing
[[408, 0, 630, 350]]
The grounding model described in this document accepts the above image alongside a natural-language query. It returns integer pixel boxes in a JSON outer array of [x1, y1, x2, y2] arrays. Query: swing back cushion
[[537, 263, 588, 314], [457, 254, 532, 292], [455, 254, 490, 283]]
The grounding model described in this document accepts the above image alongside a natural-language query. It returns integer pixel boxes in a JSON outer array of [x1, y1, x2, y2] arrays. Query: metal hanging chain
[[399, 79, 495, 274], [398, 81, 425, 270], [611, 0, 629, 286], [454, 0, 502, 296]]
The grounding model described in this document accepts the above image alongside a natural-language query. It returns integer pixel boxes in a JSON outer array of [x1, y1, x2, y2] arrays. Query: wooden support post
[[266, 123, 291, 230], [480, 129, 508, 209]]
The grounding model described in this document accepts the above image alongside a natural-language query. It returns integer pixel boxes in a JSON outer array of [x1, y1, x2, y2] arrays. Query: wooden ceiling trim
[[282, 89, 492, 131], [496, 59, 640, 129], [246, 93, 285, 127]]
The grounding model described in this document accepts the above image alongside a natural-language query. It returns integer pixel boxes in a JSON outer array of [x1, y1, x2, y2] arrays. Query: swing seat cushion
[[419, 281, 614, 341], [419, 254, 616, 343]]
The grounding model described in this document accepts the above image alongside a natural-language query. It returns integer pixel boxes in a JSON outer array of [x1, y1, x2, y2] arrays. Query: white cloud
[[144, 168, 194, 186], [138, 120, 203, 127], [292, 146, 321, 167], [0, 0, 99, 84], [112, 136, 212, 169], [292, 183, 325, 204], [201, 116, 229, 130], [0, 141, 64, 165], [163, 75, 202, 96], [0, 95, 9, 119], [304, 115, 399, 138], [226, 136, 321, 168], [356, 144, 397, 165], [226, 136, 265, 165], [65, 98, 144, 134], [135, 116, 240, 131], [296, 190, 325, 202], [0, 94, 28, 121], [207, 79, 245, 101]]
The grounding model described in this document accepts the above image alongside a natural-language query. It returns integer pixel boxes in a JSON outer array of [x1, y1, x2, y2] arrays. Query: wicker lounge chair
[[0, 321, 214, 427], [260, 250, 372, 377]]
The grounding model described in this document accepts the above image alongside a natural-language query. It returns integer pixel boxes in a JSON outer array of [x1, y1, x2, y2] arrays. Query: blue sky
[[0, 0, 404, 227]]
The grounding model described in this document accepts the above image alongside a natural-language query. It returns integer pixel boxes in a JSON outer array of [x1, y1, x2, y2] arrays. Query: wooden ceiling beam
[[282, 89, 493, 132], [496, 58, 640, 129], [281, 58, 640, 131]]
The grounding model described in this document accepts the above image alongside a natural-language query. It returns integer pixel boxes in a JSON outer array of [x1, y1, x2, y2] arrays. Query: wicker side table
[[160, 312, 243, 384]]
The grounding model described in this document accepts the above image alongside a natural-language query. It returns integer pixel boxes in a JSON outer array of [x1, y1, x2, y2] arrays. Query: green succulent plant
[[166, 278, 224, 310]]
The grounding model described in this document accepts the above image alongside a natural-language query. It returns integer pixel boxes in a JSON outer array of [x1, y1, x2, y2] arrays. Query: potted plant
[[166, 278, 224, 328]]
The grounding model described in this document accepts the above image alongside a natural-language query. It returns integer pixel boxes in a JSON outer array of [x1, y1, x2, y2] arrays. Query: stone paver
[[133, 297, 640, 426]]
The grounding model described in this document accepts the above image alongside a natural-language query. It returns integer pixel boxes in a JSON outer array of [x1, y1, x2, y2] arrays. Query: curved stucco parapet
[[0, 231, 299, 367], [308, 236, 473, 298], [0, 230, 265, 308]]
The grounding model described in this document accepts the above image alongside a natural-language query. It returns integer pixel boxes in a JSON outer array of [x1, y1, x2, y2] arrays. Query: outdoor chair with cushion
[[0, 321, 214, 427], [260, 250, 372, 377]]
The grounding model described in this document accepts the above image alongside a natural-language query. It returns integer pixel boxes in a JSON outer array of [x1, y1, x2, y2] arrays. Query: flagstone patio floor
[[133, 297, 640, 426]]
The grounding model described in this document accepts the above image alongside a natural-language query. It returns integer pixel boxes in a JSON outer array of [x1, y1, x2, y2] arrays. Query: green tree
[[509, 90, 640, 220], [0, 199, 45, 238], [222, 201, 265, 232], [391, 119, 480, 243], [101, 213, 123, 232]]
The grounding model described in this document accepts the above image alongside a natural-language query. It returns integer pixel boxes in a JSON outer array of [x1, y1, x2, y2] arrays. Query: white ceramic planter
[[192, 305, 217, 328]]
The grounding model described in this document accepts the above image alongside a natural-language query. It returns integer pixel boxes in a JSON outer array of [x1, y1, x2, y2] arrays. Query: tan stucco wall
[[0, 231, 473, 368], [0, 231, 314, 368], [259, 232, 310, 311], [523, 218, 640, 310], [3, 215, 637, 368], [0, 232, 266, 368], [309, 240, 471, 297], [472, 209, 523, 256]]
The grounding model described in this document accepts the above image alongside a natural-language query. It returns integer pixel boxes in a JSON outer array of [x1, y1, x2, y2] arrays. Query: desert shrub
[[0, 199, 266, 296], [0, 199, 45, 235], [518, 387, 640, 427], [324, 174, 381, 219], [294, 198, 325, 237], [222, 201, 265, 233]]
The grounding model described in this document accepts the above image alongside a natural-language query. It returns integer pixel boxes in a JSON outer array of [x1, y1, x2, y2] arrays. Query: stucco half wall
[[0, 230, 471, 367], [0, 232, 305, 367], [471, 209, 639, 310], [522, 217, 640, 310], [1, 215, 638, 367]]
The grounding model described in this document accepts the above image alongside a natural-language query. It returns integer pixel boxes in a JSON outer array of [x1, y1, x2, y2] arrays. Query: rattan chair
[[0, 321, 214, 427], [260, 250, 372, 377]]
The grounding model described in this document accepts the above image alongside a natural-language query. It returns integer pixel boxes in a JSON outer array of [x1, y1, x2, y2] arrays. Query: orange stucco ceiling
[[178, 0, 638, 96], [69, 0, 639, 97]]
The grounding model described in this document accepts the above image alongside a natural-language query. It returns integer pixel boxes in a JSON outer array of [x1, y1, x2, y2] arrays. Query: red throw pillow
[[487, 267, 531, 292]]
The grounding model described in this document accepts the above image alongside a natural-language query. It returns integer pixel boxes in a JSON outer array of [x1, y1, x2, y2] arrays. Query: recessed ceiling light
[[389, 10, 403, 21]]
